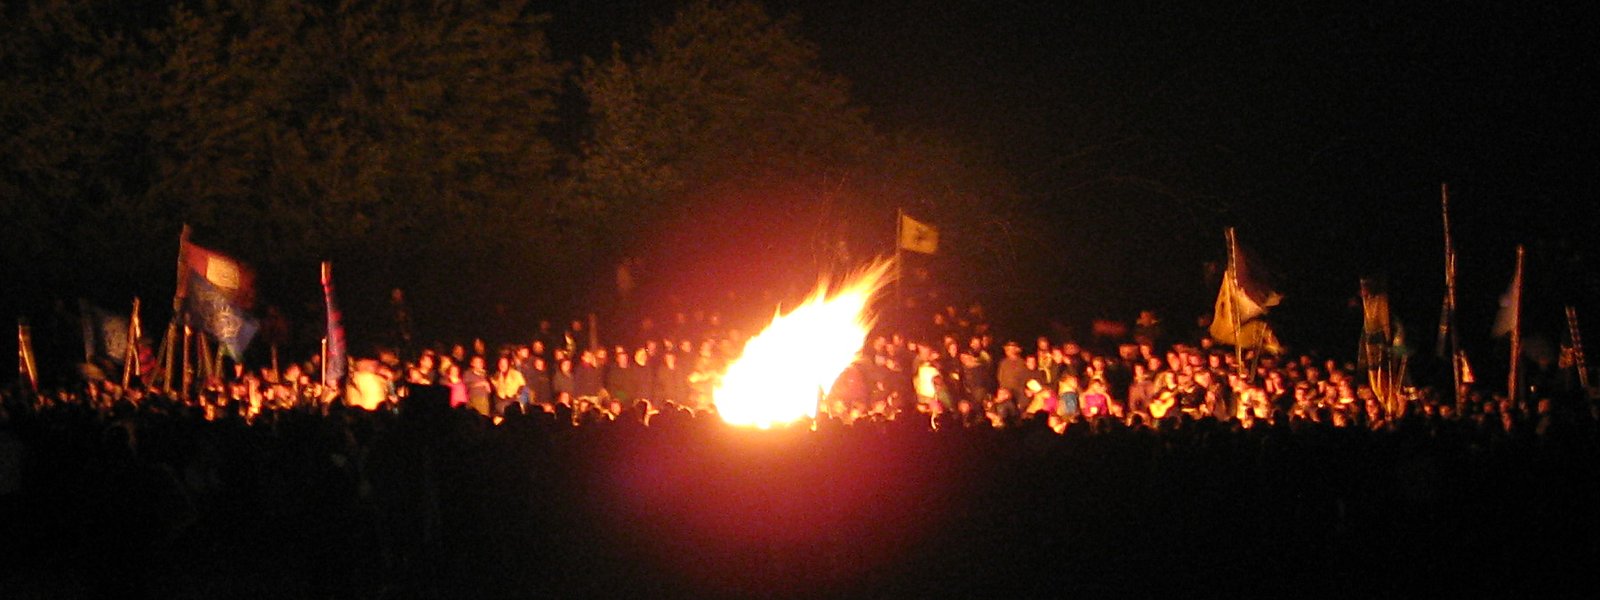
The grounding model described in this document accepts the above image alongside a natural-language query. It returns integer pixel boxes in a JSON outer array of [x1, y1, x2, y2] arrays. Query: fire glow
[[714, 260, 894, 429]]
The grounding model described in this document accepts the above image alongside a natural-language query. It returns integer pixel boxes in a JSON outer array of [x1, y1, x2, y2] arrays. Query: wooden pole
[[18, 319, 38, 392], [1508, 245, 1525, 403], [1438, 183, 1466, 402], [158, 225, 192, 394], [895, 208, 904, 319], [122, 297, 141, 389], [1226, 228, 1246, 378], [181, 321, 193, 399], [320, 336, 329, 390]]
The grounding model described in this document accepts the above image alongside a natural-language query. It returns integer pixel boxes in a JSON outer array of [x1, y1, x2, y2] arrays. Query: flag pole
[[18, 318, 38, 393], [1226, 228, 1245, 378], [321, 336, 329, 393], [1508, 245, 1525, 403], [895, 208, 905, 319], [122, 297, 141, 390], [181, 320, 193, 399], [1437, 183, 1464, 402], [157, 225, 192, 395]]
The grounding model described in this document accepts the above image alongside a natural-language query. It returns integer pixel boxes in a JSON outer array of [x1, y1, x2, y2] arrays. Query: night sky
[[543, 0, 1597, 353], [6, 0, 1598, 363]]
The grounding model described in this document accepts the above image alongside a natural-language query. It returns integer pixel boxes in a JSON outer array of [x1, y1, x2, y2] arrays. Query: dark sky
[[543, 0, 1597, 351]]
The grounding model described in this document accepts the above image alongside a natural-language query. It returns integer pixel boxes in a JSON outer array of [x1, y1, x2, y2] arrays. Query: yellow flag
[[1210, 267, 1283, 354], [899, 213, 939, 254]]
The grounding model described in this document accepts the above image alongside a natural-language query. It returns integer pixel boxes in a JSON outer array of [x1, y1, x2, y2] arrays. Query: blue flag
[[188, 274, 258, 359]]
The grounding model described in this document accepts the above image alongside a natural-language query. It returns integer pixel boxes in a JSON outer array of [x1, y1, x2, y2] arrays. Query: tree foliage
[[3, 0, 566, 336], [569, 0, 875, 236], [149, 0, 565, 267], [2, 0, 1029, 342]]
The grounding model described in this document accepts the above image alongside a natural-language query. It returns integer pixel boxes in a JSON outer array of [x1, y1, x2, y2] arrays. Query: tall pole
[[1508, 245, 1525, 403], [895, 208, 904, 320], [122, 297, 141, 390], [18, 319, 38, 393], [321, 336, 329, 392], [1226, 228, 1245, 378], [181, 321, 193, 399], [1438, 183, 1464, 401], [158, 225, 192, 395]]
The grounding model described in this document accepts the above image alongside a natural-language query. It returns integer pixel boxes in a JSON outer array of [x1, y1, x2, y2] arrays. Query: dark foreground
[[3, 401, 1598, 599]]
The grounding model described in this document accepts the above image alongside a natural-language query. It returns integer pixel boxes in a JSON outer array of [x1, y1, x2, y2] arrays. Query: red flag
[[181, 240, 256, 308]]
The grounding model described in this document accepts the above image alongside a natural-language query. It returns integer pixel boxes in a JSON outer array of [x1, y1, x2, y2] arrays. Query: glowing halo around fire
[[713, 260, 895, 429]]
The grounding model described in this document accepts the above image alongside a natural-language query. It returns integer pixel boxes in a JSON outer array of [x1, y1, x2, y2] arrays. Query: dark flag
[[322, 262, 347, 387], [1360, 278, 1410, 414], [79, 299, 131, 365], [180, 240, 258, 359]]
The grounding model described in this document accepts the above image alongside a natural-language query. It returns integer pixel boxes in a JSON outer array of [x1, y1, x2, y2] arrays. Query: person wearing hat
[[996, 340, 1031, 410]]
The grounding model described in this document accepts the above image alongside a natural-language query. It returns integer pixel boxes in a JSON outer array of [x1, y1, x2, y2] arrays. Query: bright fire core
[[714, 260, 894, 429]]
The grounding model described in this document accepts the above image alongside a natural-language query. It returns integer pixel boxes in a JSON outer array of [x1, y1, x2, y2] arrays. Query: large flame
[[715, 260, 894, 429]]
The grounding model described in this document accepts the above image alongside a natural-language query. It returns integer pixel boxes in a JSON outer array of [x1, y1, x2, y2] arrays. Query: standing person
[[575, 350, 604, 405], [996, 340, 1031, 404], [959, 352, 995, 406], [913, 345, 942, 412], [513, 346, 536, 407], [655, 352, 691, 406], [491, 355, 526, 415], [463, 355, 492, 417], [443, 364, 467, 408], [551, 358, 576, 405], [629, 348, 655, 403], [527, 356, 552, 407], [604, 347, 634, 403]]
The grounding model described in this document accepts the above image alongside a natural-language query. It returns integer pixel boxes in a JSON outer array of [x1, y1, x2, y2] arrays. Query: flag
[[1491, 264, 1521, 338], [79, 299, 131, 365], [1208, 230, 1282, 353], [899, 213, 939, 254], [182, 240, 256, 309], [188, 273, 258, 359], [1359, 278, 1392, 370], [179, 240, 258, 359], [322, 262, 347, 386]]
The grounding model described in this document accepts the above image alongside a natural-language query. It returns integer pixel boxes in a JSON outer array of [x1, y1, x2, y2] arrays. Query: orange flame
[[715, 260, 894, 429]]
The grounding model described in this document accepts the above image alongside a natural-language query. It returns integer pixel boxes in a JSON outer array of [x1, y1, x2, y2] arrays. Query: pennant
[[899, 213, 939, 255], [187, 274, 259, 359], [322, 262, 347, 386]]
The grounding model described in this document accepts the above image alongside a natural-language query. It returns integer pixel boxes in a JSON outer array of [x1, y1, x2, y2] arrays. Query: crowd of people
[[3, 304, 1597, 597], [21, 303, 1594, 438]]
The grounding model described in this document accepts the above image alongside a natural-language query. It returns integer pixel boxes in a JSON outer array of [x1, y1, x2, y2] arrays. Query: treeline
[[1, 0, 1033, 343]]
